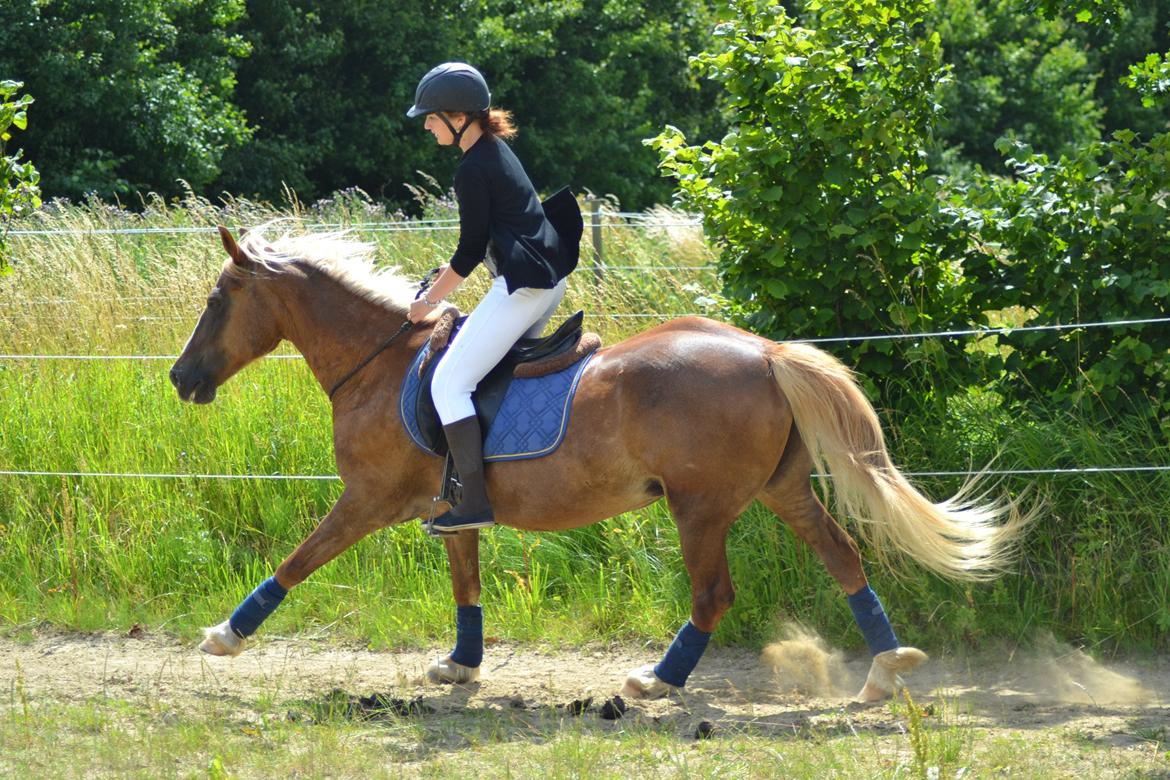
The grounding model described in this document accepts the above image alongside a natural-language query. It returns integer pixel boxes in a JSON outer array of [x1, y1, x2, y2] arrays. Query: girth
[[416, 311, 588, 455]]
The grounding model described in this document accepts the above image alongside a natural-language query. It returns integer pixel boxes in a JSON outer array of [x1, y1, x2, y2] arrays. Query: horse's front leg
[[426, 529, 483, 684], [200, 487, 393, 656]]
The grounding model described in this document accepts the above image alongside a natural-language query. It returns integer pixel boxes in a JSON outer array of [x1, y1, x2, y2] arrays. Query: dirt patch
[[2, 628, 1167, 745]]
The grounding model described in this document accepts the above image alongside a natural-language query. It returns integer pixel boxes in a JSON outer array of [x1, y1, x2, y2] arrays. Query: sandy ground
[[2, 626, 1167, 751]]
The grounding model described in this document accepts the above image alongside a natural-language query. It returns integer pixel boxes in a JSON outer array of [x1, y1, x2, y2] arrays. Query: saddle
[[414, 309, 601, 455]]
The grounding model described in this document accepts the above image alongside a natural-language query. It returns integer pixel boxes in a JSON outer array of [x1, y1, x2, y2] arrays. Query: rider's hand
[[409, 298, 437, 323]]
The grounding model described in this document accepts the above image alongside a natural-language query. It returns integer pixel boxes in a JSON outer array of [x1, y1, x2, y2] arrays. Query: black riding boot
[[431, 415, 495, 532]]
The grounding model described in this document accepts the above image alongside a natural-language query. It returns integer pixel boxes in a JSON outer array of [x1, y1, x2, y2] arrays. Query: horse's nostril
[[169, 366, 181, 388]]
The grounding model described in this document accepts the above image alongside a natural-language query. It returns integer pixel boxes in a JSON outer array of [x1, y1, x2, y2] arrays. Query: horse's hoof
[[199, 620, 245, 657], [854, 646, 927, 703], [426, 656, 480, 685], [620, 663, 678, 700]]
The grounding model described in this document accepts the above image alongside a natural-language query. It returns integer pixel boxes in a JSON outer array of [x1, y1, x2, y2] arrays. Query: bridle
[[326, 267, 441, 401]]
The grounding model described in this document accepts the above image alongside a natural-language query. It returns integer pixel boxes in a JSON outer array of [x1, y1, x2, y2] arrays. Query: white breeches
[[432, 276, 568, 424]]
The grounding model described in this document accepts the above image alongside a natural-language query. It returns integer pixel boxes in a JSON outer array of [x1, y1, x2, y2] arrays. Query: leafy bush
[[956, 133, 1170, 414], [652, 0, 1170, 416], [955, 2, 1170, 414], [649, 0, 981, 401], [0, 79, 40, 273], [1124, 51, 1170, 109]]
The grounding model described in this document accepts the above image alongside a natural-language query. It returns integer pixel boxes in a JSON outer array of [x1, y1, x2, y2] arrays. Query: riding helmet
[[406, 63, 491, 118]]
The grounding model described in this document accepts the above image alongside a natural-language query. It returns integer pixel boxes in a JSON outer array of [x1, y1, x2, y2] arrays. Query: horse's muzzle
[[170, 362, 218, 404]]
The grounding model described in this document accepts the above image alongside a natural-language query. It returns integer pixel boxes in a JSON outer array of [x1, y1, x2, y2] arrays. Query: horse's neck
[[277, 272, 408, 398]]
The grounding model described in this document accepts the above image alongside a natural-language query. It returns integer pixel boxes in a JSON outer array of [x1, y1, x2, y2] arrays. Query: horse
[[169, 224, 1027, 702]]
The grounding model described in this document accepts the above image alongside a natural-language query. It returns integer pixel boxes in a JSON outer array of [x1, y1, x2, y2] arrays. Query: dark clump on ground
[[290, 688, 436, 723], [564, 697, 593, 716], [599, 695, 628, 720]]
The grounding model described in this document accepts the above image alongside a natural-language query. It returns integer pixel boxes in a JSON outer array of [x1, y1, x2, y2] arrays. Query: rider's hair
[[443, 108, 517, 140], [478, 108, 517, 139]]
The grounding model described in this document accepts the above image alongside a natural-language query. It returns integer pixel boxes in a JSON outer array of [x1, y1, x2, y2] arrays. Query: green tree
[[931, 0, 1103, 171], [650, 0, 976, 398], [216, 0, 462, 204], [468, 0, 723, 209], [219, 0, 721, 210], [1027, 0, 1129, 25], [1096, 4, 1170, 137], [0, 0, 251, 200], [0, 80, 40, 273], [931, 0, 1170, 173]]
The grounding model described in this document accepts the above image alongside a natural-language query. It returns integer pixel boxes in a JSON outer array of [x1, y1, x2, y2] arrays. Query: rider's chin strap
[[439, 112, 472, 146]]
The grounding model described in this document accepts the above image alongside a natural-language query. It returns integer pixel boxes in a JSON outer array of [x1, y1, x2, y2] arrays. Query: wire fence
[[3, 218, 1168, 483], [2, 465, 1168, 482], [5, 211, 701, 237], [2, 310, 1167, 480], [1, 313, 1166, 361], [7, 209, 704, 275]]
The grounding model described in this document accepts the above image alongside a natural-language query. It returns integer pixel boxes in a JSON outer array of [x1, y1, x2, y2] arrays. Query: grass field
[[1, 192, 1169, 657]]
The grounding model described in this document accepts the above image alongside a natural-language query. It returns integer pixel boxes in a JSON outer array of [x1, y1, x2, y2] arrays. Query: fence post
[[587, 196, 604, 286]]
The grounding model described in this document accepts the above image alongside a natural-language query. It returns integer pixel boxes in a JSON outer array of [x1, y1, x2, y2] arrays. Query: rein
[[327, 321, 412, 401], [326, 267, 442, 401]]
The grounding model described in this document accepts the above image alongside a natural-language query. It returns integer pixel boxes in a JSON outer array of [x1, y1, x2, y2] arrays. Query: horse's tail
[[768, 341, 1029, 581]]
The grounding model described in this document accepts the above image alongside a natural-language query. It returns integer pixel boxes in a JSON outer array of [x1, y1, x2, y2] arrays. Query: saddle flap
[[403, 334, 595, 462], [411, 311, 591, 456]]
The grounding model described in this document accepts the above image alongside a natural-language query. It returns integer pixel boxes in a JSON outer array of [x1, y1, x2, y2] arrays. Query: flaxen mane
[[224, 220, 417, 316]]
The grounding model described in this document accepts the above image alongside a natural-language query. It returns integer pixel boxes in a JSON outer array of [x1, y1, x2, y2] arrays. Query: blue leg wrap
[[653, 621, 712, 687], [228, 577, 288, 639], [847, 585, 899, 655], [448, 605, 483, 668]]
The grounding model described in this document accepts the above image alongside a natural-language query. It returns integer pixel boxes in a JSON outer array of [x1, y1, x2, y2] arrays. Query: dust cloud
[[1003, 634, 1154, 706], [758, 626, 1156, 707], [759, 623, 850, 697]]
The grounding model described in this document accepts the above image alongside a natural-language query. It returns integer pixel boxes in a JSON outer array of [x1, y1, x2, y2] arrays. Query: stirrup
[[423, 454, 463, 536], [422, 448, 494, 535], [426, 508, 495, 535]]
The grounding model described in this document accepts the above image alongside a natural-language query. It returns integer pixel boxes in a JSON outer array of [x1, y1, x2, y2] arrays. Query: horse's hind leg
[[427, 530, 483, 685], [622, 492, 739, 700], [760, 431, 926, 701]]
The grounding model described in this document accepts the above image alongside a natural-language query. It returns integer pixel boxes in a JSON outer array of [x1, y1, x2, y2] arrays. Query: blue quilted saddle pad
[[399, 343, 595, 462]]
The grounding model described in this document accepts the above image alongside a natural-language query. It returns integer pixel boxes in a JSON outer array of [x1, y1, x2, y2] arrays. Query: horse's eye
[[207, 294, 224, 310]]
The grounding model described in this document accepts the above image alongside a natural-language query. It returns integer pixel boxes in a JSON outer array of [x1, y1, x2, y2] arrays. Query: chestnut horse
[[170, 225, 1026, 702]]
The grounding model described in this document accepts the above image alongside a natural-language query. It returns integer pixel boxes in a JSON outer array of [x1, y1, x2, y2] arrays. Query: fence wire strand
[[7, 212, 700, 237], [1, 314, 1165, 361], [2, 465, 1167, 482]]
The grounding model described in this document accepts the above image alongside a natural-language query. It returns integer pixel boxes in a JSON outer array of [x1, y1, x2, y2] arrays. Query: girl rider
[[406, 62, 579, 533]]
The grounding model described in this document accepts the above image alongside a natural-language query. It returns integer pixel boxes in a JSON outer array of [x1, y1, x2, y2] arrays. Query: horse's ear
[[218, 225, 250, 267]]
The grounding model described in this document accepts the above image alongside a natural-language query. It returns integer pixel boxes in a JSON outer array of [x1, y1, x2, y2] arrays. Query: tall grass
[[1, 193, 1167, 653]]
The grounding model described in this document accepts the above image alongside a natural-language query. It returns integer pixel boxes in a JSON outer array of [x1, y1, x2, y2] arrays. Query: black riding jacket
[[449, 134, 579, 292]]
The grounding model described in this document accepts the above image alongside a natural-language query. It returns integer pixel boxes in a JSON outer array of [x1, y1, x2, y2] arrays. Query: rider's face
[[424, 112, 463, 146]]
